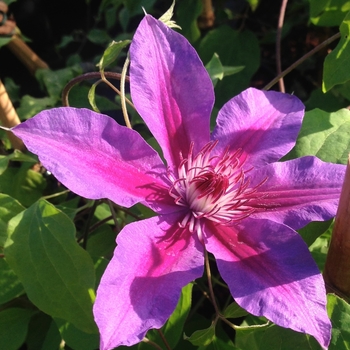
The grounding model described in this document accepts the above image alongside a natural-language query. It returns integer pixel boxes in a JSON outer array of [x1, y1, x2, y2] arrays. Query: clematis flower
[[10, 15, 345, 350]]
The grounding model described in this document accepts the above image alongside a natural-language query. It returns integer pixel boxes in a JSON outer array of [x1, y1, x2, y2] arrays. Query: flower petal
[[204, 218, 331, 349], [12, 107, 174, 211], [250, 156, 345, 229], [211, 88, 304, 168], [94, 213, 204, 350], [130, 15, 214, 168]]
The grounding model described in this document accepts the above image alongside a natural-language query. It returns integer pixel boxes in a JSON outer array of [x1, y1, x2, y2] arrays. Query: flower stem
[[204, 247, 221, 315], [107, 199, 120, 232], [324, 155, 350, 301], [142, 337, 164, 350], [120, 54, 132, 129], [88, 215, 114, 234], [61, 72, 134, 110], [156, 329, 172, 350], [276, 0, 288, 93], [263, 32, 340, 91], [81, 200, 98, 249], [41, 189, 70, 200], [203, 247, 241, 330]]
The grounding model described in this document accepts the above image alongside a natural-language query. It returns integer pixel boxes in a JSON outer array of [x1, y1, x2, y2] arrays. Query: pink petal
[[204, 218, 331, 349], [130, 15, 214, 169], [250, 156, 345, 229], [12, 107, 175, 212], [211, 88, 305, 168], [94, 213, 204, 350]]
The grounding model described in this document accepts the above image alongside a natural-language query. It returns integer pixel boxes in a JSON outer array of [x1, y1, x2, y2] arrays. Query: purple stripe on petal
[[204, 218, 331, 349], [250, 156, 346, 229], [130, 15, 214, 169], [211, 88, 305, 168], [13, 107, 175, 212], [93, 214, 204, 350]]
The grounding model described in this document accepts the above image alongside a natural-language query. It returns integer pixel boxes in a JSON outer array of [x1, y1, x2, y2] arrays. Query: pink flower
[[12, 15, 344, 350]]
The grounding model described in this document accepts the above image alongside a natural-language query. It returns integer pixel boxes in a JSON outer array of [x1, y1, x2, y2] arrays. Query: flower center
[[168, 141, 265, 240]]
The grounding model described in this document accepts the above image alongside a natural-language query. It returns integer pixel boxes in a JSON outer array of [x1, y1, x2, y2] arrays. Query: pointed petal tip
[[204, 218, 331, 350], [12, 107, 173, 210], [94, 214, 204, 349], [130, 14, 214, 168]]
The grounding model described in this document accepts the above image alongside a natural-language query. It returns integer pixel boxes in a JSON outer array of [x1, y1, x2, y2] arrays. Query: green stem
[[61, 72, 134, 109], [107, 200, 120, 232], [41, 189, 70, 200], [120, 54, 132, 129], [81, 200, 98, 249], [156, 329, 172, 350], [142, 337, 164, 350], [204, 247, 221, 315], [88, 215, 114, 234]]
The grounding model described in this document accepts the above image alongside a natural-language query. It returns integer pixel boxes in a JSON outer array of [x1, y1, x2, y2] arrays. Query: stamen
[[167, 141, 267, 236]]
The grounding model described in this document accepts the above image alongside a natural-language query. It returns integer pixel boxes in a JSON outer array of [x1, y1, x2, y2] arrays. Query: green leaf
[[159, 0, 181, 30], [223, 302, 249, 319], [139, 283, 194, 349], [17, 95, 56, 120], [323, 11, 350, 91], [327, 293, 350, 350], [93, 202, 115, 225], [55, 197, 86, 221], [87, 28, 112, 45], [88, 81, 101, 113], [246, 0, 260, 11], [310, 0, 350, 27], [304, 88, 349, 112], [286, 108, 350, 164], [93, 257, 109, 288], [26, 313, 61, 350], [161, 282, 194, 348], [0, 193, 25, 247], [236, 316, 319, 350], [2, 0, 17, 5], [0, 308, 35, 350], [4, 77, 20, 103], [205, 53, 244, 87], [0, 258, 24, 304], [35, 66, 82, 100], [176, 0, 202, 43], [199, 334, 241, 350], [298, 220, 333, 247], [86, 224, 116, 258], [198, 26, 259, 107], [55, 318, 99, 350], [105, 6, 119, 29], [0, 162, 47, 207], [335, 79, 350, 101], [5, 200, 97, 333], [124, 0, 156, 17], [205, 54, 224, 87], [309, 228, 331, 272], [222, 65, 245, 77], [0, 150, 37, 175], [67, 84, 120, 111], [185, 322, 216, 346], [57, 35, 75, 49], [0, 37, 11, 48], [98, 40, 131, 72]]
